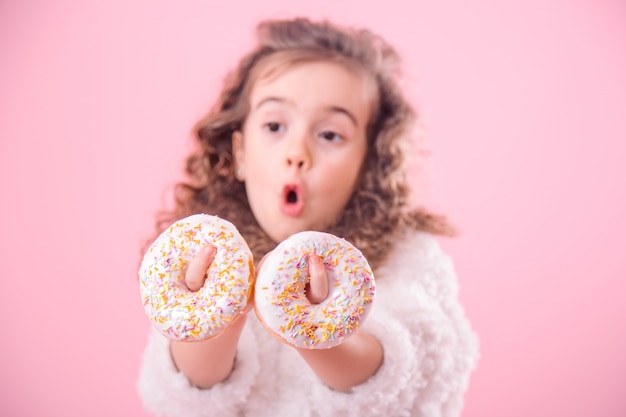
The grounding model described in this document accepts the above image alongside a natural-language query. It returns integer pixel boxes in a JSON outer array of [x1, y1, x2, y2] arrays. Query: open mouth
[[286, 189, 298, 203], [281, 185, 304, 216]]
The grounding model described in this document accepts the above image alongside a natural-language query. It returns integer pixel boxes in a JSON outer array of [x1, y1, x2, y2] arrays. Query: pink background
[[1, 0, 625, 416]]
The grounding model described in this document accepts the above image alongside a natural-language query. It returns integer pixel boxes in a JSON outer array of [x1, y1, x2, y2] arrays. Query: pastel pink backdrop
[[1, 0, 624, 416]]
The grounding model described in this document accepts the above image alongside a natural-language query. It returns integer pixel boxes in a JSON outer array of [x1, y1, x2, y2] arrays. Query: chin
[[266, 226, 307, 244], [264, 227, 295, 244], [263, 219, 333, 244]]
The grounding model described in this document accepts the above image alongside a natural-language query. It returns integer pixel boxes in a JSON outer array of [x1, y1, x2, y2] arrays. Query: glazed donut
[[139, 214, 254, 341], [254, 231, 375, 349]]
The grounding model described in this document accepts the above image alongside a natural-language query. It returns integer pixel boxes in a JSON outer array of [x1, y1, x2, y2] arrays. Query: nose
[[285, 135, 311, 170]]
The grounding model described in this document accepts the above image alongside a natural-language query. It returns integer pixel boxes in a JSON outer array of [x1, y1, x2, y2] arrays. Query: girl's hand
[[185, 245, 216, 291], [255, 250, 381, 391], [299, 255, 382, 391], [171, 245, 252, 388]]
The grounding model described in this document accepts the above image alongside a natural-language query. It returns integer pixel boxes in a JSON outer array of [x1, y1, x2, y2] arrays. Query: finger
[[307, 255, 329, 304], [185, 245, 216, 292]]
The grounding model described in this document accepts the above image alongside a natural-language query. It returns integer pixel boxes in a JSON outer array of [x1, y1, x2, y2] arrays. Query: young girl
[[138, 17, 478, 417]]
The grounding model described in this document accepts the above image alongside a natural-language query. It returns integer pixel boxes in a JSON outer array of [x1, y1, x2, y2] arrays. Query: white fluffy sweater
[[137, 231, 479, 417]]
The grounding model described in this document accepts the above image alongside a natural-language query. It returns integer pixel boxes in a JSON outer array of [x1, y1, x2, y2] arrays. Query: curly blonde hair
[[155, 18, 454, 270]]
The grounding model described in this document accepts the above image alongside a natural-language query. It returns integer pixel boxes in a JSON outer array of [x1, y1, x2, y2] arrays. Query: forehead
[[248, 59, 376, 122]]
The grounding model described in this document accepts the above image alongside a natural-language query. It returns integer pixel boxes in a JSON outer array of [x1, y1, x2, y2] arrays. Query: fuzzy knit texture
[[137, 231, 479, 417]]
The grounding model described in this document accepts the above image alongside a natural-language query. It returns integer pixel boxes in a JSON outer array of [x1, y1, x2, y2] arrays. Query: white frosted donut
[[139, 214, 254, 341], [254, 231, 375, 349]]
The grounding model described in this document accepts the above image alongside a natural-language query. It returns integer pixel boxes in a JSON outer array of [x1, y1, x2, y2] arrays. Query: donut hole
[[174, 269, 197, 293], [180, 271, 207, 293], [179, 246, 217, 292], [159, 252, 194, 292], [303, 282, 316, 303], [304, 268, 335, 304]]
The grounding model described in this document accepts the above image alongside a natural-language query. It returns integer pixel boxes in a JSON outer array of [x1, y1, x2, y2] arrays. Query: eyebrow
[[254, 97, 359, 127]]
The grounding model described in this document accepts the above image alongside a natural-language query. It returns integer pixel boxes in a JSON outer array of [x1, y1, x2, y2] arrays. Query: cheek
[[241, 142, 270, 173], [323, 158, 363, 195]]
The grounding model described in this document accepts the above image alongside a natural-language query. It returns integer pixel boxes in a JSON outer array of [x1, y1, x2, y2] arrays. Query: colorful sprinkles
[[139, 214, 254, 341], [255, 231, 375, 349]]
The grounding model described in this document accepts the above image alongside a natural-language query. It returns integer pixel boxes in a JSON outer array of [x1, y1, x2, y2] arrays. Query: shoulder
[[373, 230, 459, 305], [376, 230, 452, 277]]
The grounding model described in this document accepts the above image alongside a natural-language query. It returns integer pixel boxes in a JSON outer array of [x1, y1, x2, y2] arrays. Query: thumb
[[307, 255, 329, 304], [185, 245, 216, 292]]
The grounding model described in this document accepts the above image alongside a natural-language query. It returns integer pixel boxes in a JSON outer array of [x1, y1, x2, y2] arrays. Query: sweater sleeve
[[308, 232, 479, 417], [136, 324, 261, 417]]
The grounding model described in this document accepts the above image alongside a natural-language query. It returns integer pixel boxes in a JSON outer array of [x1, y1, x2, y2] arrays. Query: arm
[[170, 245, 250, 388], [301, 233, 479, 417], [296, 255, 383, 392], [137, 245, 261, 417], [297, 331, 383, 392], [170, 314, 247, 388]]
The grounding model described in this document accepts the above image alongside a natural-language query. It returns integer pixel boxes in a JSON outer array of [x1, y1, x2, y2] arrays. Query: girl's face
[[233, 60, 371, 243]]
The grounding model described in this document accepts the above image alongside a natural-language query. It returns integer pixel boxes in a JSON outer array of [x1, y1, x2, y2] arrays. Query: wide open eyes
[[263, 122, 285, 133], [261, 121, 346, 143], [318, 130, 344, 142]]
